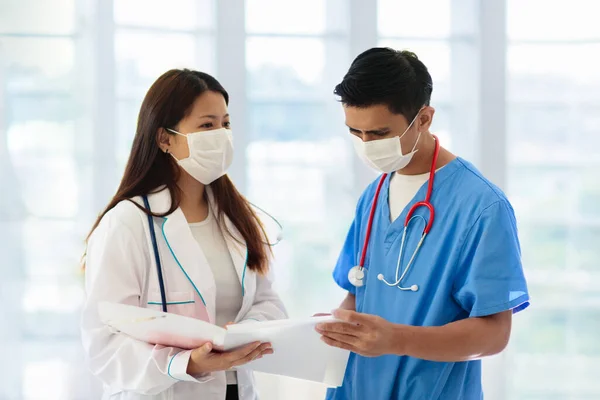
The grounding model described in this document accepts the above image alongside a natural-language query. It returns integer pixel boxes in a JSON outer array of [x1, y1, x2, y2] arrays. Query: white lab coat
[[81, 187, 287, 400]]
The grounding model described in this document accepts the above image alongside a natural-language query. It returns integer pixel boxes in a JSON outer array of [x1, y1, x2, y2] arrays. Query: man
[[316, 48, 529, 399]]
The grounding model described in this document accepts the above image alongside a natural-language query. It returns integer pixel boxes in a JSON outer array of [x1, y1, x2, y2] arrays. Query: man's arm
[[316, 309, 512, 361], [392, 310, 511, 361]]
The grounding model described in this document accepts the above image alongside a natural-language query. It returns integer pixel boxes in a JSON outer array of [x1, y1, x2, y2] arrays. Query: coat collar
[[145, 186, 254, 305]]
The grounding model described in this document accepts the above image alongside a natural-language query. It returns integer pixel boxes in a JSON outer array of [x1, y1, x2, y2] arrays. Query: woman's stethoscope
[[142, 196, 283, 312], [347, 135, 440, 292]]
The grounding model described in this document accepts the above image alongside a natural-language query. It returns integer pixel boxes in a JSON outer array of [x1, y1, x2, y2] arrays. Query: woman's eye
[[200, 123, 213, 128], [224, 122, 231, 128]]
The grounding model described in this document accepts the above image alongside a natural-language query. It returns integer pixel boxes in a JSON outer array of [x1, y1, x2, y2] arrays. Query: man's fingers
[[333, 309, 372, 325], [320, 332, 361, 347], [316, 321, 364, 336], [320, 335, 360, 354]]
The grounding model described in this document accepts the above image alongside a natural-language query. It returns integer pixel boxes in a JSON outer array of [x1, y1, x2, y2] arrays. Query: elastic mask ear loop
[[166, 128, 186, 137], [410, 131, 423, 153], [165, 128, 186, 162], [399, 107, 425, 152], [399, 112, 421, 140]]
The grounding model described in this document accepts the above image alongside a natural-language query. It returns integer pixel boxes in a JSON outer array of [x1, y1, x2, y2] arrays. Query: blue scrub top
[[328, 158, 529, 400]]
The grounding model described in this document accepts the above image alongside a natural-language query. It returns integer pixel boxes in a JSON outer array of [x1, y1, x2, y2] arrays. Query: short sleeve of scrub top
[[453, 200, 530, 317], [332, 183, 376, 295], [333, 218, 359, 295]]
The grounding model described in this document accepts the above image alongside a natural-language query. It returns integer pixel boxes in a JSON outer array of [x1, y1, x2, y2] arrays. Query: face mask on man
[[351, 111, 422, 173], [167, 127, 234, 184]]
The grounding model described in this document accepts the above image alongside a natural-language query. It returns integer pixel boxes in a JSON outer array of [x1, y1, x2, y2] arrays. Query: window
[[3, 1, 599, 399], [506, 0, 600, 398]]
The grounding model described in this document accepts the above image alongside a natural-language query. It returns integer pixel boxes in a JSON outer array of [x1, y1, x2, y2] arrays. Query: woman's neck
[[177, 172, 209, 223]]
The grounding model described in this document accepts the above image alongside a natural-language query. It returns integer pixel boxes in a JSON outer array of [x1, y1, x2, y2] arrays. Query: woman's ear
[[157, 128, 172, 153]]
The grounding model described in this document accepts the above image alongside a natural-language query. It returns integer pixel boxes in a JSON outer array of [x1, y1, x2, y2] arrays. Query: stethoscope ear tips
[[410, 284, 419, 292], [377, 274, 384, 281]]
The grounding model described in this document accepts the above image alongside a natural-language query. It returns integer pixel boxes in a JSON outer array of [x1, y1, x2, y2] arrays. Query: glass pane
[[520, 223, 568, 271], [114, 0, 214, 30], [572, 227, 600, 271], [508, 0, 600, 41], [115, 31, 214, 98], [577, 170, 600, 219], [507, 104, 569, 157], [248, 101, 336, 141], [116, 99, 139, 169], [7, 119, 78, 218], [580, 106, 600, 153], [22, 220, 82, 278], [247, 0, 342, 34], [509, 354, 592, 399], [1, 38, 74, 92], [512, 310, 567, 354], [0, 0, 75, 34], [507, 167, 572, 222], [247, 138, 354, 315], [22, 341, 96, 399], [508, 44, 600, 101], [22, 282, 83, 337], [246, 37, 326, 100], [507, 2, 600, 398], [378, 0, 450, 38], [571, 311, 600, 354]]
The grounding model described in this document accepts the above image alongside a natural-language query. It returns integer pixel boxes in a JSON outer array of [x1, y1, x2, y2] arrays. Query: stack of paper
[[98, 302, 350, 387]]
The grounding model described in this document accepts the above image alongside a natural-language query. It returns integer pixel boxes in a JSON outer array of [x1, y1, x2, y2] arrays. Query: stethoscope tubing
[[356, 135, 440, 290]]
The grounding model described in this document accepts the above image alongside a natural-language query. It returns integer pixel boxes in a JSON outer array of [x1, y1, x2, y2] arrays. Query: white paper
[[98, 302, 350, 386], [98, 302, 227, 349], [227, 316, 350, 387]]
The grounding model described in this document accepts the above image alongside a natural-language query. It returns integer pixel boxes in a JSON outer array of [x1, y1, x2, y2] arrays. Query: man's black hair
[[334, 47, 433, 121]]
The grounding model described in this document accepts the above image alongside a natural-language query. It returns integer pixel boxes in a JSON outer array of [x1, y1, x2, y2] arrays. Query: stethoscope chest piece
[[348, 266, 365, 287]]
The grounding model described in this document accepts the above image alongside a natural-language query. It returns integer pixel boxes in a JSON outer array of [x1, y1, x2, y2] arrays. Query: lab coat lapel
[[206, 188, 255, 318], [147, 188, 216, 321]]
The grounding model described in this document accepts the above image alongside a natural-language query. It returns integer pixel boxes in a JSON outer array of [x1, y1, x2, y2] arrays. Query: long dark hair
[[86, 69, 270, 274]]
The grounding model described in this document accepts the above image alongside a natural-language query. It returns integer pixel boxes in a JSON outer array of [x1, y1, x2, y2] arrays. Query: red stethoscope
[[347, 135, 440, 292]]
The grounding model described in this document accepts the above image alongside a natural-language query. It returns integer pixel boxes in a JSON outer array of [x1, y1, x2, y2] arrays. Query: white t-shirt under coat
[[188, 207, 241, 384]]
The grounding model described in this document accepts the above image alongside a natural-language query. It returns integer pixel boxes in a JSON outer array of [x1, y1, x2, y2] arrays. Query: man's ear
[[157, 128, 172, 153], [418, 106, 435, 131]]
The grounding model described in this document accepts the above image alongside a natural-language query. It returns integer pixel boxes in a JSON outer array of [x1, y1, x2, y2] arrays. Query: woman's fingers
[[231, 343, 272, 367], [260, 347, 274, 356]]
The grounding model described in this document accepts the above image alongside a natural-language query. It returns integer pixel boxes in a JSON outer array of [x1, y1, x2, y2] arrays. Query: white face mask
[[167, 127, 234, 185], [351, 112, 422, 173]]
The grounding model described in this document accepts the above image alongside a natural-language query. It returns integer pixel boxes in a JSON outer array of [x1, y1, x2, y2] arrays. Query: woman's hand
[[186, 341, 273, 375]]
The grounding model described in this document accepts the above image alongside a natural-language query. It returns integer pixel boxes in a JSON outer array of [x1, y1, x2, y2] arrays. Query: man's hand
[[315, 309, 400, 357], [317, 308, 513, 362]]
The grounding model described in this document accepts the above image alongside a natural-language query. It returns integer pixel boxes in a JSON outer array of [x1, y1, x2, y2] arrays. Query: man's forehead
[[343, 105, 406, 130]]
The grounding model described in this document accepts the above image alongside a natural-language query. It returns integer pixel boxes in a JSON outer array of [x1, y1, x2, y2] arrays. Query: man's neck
[[396, 132, 455, 176]]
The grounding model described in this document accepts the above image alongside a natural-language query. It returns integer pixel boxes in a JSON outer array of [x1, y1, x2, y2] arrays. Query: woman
[[81, 69, 287, 400]]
